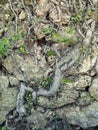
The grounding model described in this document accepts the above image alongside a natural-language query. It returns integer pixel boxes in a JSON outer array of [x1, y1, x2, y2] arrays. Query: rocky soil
[[0, 0, 98, 130]]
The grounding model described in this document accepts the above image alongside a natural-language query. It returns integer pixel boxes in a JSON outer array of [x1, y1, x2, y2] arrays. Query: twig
[[50, 0, 59, 5], [21, 0, 32, 21], [21, 0, 26, 9], [75, 25, 85, 39], [54, 5, 62, 22], [8, 0, 18, 32], [88, 0, 93, 6], [83, 20, 96, 47], [21, 0, 32, 35]]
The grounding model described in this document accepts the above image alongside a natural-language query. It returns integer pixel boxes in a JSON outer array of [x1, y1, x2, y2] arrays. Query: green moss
[[61, 78, 74, 84]]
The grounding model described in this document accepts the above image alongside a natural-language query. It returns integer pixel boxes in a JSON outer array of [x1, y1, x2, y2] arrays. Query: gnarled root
[[17, 82, 33, 116], [58, 46, 80, 71], [17, 62, 61, 116], [35, 62, 61, 97]]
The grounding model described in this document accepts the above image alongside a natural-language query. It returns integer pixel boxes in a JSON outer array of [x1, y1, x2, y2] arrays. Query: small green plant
[[1, 126, 9, 130], [47, 50, 56, 56], [64, 26, 75, 34], [71, 14, 81, 22], [80, 47, 88, 54], [41, 77, 52, 88], [0, 32, 22, 58], [0, 37, 10, 57], [85, 9, 92, 19], [11, 33, 22, 43], [25, 92, 33, 102], [70, 9, 83, 22], [33, 16, 41, 23], [43, 27, 55, 34], [52, 32, 74, 45], [85, 9, 98, 20], [25, 92, 34, 109], [19, 44, 26, 53]]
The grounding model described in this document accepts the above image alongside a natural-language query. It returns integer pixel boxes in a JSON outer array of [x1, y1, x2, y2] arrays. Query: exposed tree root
[[16, 19, 96, 115], [4, 0, 97, 125], [35, 61, 61, 97], [17, 82, 33, 116]]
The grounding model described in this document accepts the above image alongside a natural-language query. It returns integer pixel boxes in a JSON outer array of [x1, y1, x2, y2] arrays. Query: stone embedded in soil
[[89, 77, 98, 101], [34, 0, 50, 17], [9, 76, 19, 87], [78, 45, 97, 74], [27, 110, 47, 130], [3, 54, 48, 82], [19, 11, 26, 20], [56, 101, 98, 129], [0, 76, 18, 124], [77, 92, 94, 106]]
